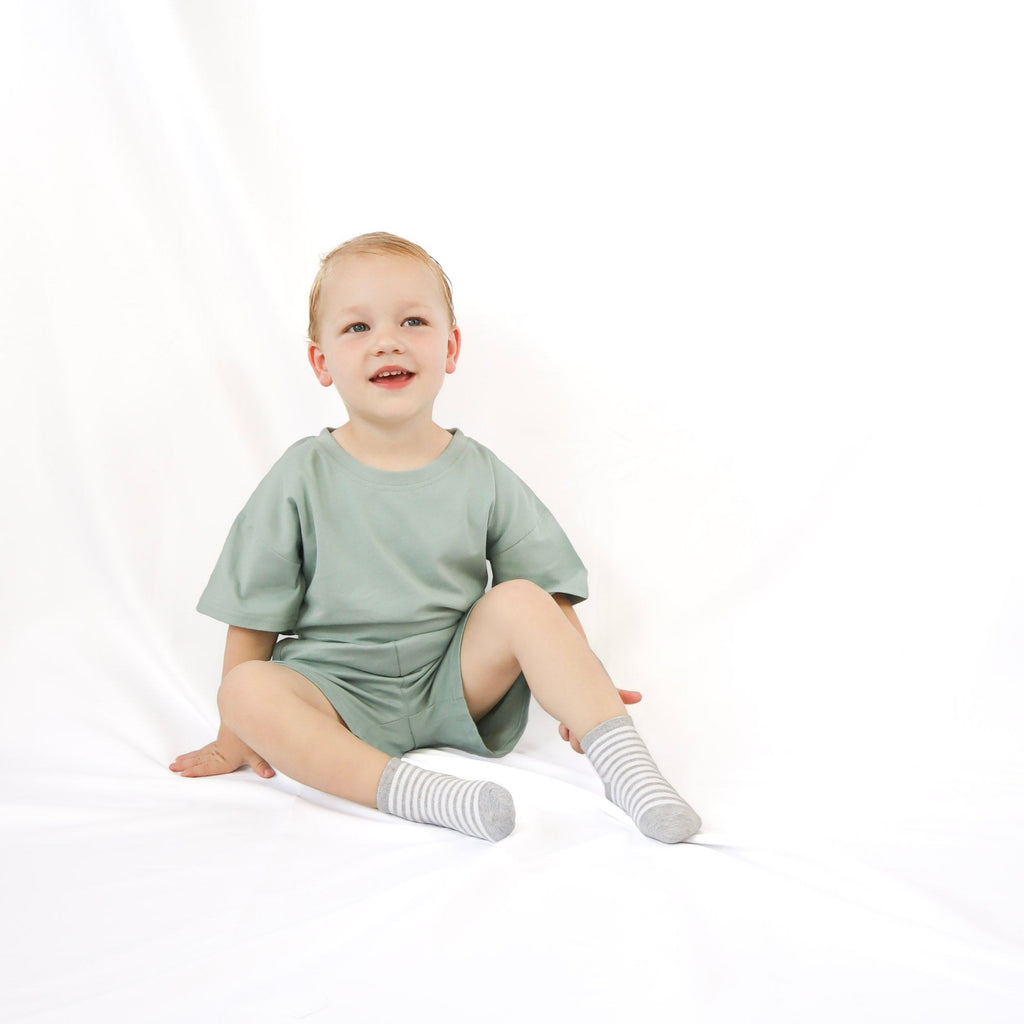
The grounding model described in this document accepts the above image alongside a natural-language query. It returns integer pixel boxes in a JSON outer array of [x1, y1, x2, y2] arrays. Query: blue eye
[[402, 317, 424, 327], [345, 322, 370, 333]]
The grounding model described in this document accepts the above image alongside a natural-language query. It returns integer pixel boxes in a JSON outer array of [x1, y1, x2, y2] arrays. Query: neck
[[332, 419, 452, 471]]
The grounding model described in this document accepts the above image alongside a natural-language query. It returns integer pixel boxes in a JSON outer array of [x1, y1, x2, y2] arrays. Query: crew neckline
[[314, 427, 467, 486]]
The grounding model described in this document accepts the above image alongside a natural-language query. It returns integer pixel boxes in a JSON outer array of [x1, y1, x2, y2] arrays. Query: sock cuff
[[579, 714, 635, 755], [376, 756, 402, 812]]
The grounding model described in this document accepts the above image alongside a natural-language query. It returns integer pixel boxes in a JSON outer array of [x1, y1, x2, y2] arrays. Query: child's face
[[308, 253, 460, 431]]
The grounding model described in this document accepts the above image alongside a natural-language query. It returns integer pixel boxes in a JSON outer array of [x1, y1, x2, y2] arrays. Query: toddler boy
[[170, 232, 700, 844]]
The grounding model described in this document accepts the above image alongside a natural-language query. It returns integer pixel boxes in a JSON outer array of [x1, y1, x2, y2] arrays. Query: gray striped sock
[[376, 758, 515, 842], [581, 715, 701, 843]]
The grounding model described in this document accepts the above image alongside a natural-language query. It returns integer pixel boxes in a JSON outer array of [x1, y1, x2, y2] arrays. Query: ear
[[308, 343, 333, 387], [445, 326, 462, 374]]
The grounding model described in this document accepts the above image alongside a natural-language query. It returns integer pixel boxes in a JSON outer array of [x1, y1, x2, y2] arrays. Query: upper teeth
[[378, 370, 405, 377]]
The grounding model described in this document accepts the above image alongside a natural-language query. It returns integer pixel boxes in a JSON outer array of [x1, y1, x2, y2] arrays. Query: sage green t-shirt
[[197, 428, 588, 660]]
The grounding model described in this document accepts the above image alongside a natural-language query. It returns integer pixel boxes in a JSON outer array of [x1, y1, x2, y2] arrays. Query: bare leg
[[217, 661, 390, 807], [218, 660, 516, 841], [460, 581, 701, 843], [460, 579, 625, 736]]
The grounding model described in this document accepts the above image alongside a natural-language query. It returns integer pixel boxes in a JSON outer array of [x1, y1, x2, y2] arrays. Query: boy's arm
[[169, 625, 279, 778], [221, 624, 278, 677], [553, 594, 642, 753]]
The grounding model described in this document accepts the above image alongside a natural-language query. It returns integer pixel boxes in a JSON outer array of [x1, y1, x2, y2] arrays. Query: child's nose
[[374, 330, 405, 354]]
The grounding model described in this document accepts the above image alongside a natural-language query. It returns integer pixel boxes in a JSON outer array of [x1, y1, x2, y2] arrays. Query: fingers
[[248, 756, 276, 779], [168, 748, 206, 773], [168, 743, 236, 778], [557, 690, 641, 756], [169, 741, 275, 780], [557, 722, 586, 755]]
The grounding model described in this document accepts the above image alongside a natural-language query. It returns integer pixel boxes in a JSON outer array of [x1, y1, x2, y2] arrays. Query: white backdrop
[[2, 2, 1022, 1022]]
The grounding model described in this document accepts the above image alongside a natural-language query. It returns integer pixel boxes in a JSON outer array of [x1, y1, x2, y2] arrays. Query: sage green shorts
[[269, 608, 530, 758]]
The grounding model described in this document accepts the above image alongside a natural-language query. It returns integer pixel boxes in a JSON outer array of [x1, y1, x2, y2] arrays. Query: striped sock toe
[[581, 716, 701, 844], [376, 758, 515, 842]]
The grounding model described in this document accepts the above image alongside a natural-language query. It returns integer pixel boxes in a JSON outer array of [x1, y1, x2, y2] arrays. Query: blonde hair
[[307, 232, 456, 345]]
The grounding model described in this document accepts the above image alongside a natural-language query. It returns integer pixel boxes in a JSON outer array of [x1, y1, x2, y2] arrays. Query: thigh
[[459, 587, 526, 721], [222, 660, 347, 727]]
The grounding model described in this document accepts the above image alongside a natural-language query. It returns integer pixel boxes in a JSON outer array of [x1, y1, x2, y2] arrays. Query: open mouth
[[370, 368, 415, 388]]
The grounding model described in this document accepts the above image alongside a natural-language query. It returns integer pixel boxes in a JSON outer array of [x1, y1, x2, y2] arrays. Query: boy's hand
[[558, 689, 643, 754], [169, 724, 275, 779]]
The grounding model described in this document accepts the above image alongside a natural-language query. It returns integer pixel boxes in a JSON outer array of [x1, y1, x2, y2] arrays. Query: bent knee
[[218, 661, 340, 726], [483, 579, 558, 621], [488, 578, 553, 601], [217, 660, 271, 718]]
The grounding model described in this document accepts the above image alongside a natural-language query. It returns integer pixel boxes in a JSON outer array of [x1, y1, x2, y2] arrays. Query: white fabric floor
[[3, 2, 1023, 1022], [4, 608, 1024, 1023]]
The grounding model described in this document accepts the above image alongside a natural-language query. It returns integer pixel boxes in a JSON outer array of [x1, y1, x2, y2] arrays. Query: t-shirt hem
[[195, 599, 290, 634]]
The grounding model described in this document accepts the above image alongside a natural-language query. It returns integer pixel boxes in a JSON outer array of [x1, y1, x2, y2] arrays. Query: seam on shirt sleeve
[[489, 521, 539, 557], [237, 513, 303, 565]]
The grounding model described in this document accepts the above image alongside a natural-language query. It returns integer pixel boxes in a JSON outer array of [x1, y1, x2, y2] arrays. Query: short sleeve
[[487, 458, 588, 603], [197, 452, 309, 633]]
